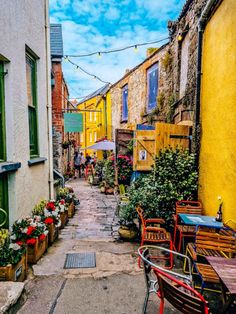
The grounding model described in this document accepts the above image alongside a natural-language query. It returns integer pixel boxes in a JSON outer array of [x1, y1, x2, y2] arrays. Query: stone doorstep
[[0, 282, 25, 314]]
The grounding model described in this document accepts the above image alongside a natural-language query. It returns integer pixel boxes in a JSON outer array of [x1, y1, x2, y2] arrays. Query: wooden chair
[[195, 263, 221, 293], [136, 206, 174, 269], [184, 227, 236, 274], [154, 267, 209, 314], [138, 245, 193, 314], [173, 200, 203, 252]]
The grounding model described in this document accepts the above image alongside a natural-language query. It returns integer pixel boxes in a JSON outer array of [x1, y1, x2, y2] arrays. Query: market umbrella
[[85, 140, 115, 151]]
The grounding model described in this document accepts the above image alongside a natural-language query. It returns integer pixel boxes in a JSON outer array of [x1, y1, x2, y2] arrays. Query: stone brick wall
[[110, 0, 207, 152]]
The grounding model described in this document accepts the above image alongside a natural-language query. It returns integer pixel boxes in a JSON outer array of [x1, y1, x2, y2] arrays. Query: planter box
[[27, 235, 48, 264], [0, 251, 27, 282], [68, 202, 75, 218], [48, 223, 59, 245], [59, 211, 68, 229]]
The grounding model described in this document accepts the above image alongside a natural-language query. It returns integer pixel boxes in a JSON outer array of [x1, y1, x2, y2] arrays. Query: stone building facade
[[110, 0, 207, 148], [51, 24, 73, 174]]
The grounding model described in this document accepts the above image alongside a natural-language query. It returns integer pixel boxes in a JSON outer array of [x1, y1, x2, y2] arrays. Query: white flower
[[44, 230, 49, 236], [30, 222, 37, 227], [52, 211, 59, 217], [17, 219, 22, 224], [23, 228, 28, 234], [9, 243, 21, 250], [34, 215, 41, 222], [56, 220, 61, 228], [10, 234, 16, 240]]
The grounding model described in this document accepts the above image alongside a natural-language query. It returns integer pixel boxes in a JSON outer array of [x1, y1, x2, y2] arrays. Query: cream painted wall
[[199, 0, 236, 222], [0, 0, 51, 224]]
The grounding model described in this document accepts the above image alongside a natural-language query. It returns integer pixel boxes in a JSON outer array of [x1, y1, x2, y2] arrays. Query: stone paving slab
[[0, 282, 25, 314]]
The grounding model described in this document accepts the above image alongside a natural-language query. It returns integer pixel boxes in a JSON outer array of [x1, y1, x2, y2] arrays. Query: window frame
[[0, 62, 6, 162], [121, 84, 128, 122], [147, 62, 159, 112], [26, 51, 39, 158]]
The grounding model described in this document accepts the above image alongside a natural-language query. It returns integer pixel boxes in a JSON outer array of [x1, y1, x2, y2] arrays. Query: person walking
[[74, 151, 82, 178]]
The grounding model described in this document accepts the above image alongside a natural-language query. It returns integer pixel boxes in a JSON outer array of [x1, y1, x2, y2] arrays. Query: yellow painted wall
[[77, 90, 112, 160], [199, 0, 236, 222]]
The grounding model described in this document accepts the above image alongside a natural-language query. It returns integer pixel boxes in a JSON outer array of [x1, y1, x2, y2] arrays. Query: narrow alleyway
[[16, 180, 174, 314]]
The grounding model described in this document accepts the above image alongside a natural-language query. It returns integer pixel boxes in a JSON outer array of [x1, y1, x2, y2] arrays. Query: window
[[121, 84, 128, 121], [80, 133, 83, 143], [90, 111, 93, 122], [179, 32, 190, 98], [94, 112, 97, 122], [26, 52, 38, 157], [147, 63, 158, 112], [89, 132, 92, 142], [0, 62, 6, 161], [94, 131, 97, 142]]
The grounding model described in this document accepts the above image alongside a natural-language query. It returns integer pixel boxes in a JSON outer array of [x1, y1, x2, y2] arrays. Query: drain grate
[[64, 252, 96, 269]]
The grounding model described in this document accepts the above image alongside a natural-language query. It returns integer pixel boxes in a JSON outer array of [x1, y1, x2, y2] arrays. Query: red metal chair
[[136, 206, 174, 269], [173, 200, 203, 252], [138, 245, 209, 314]]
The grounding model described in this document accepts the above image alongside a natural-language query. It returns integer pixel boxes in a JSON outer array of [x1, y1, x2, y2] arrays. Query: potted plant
[[117, 155, 133, 185], [0, 229, 27, 281], [33, 200, 61, 245], [57, 187, 75, 218], [62, 140, 70, 149], [11, 217, 48, 264], [118, 219, 138, 241]]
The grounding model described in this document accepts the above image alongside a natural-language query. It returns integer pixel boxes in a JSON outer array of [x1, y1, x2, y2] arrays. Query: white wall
[[0, 0, 51, 224]]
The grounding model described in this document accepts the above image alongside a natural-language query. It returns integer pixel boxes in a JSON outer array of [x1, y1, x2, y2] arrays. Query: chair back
[[176, 200, 203, 215], [154, 268, 209, 314], [136, 206, 146, 226]]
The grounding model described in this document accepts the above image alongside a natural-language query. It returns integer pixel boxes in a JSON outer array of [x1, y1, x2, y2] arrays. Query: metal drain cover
[[64, 252, 96, 269]]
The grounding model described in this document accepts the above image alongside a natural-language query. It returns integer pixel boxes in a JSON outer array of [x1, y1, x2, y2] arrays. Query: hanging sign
[[64, 113, 83, 132]]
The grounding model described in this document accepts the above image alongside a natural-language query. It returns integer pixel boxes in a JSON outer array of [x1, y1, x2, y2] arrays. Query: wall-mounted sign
[[64, 113, 83, 132], [139, 150, 147, 161]]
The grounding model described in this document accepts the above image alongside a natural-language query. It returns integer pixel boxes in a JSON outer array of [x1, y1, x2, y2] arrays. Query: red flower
[[26, 226, 36, 236], [26, 238, 36, 246], [16, 241, 23, 246], [39, 234, 46, 241], [47, 202, 56, 211], [44, 217, 54, 225], [60, 199, 65, 205]]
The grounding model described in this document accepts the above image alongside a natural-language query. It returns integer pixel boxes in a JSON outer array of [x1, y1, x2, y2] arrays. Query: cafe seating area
[[137, 201, 236, 313]]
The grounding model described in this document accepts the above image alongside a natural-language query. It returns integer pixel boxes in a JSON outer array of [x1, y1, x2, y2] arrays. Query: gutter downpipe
[[44, 0, 54, 199], [195, 0, 216, 170]]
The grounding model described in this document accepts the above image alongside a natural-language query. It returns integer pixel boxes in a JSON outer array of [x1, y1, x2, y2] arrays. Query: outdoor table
[[205, 256, 236, 313], [178, 214, 223, 230]]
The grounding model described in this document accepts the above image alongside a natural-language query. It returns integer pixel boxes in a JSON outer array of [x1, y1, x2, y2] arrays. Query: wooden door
[[133, 130, 155, 171]]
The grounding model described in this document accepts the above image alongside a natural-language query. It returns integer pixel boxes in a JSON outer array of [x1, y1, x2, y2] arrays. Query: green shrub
[[120, 147, 198, 226]]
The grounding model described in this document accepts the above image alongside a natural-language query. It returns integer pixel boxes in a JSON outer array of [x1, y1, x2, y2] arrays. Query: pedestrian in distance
[[74, 150, 82, 178]]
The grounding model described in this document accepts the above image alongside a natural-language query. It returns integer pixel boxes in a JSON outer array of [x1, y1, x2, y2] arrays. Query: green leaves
[[120, 147, 198, 226]]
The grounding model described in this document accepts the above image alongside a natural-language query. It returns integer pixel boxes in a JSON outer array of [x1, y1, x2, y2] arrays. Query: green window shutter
[[26, 52, 39, 157], [0, 174, 8, 228], [0, 62, 6, 161]]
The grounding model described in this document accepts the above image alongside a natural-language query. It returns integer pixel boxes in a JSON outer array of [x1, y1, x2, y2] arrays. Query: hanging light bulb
[[177, 34, 183, 42], [64, 56, 69, 62], [93, 75, 97, 80], [134, 45, 138, 53], [97, 52, 102, 58], [76, 66, 80, 71]]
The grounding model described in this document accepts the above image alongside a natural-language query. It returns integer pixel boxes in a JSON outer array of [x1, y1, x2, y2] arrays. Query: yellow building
[[77, 84, 112, 159], [199, 0, 236, 222]]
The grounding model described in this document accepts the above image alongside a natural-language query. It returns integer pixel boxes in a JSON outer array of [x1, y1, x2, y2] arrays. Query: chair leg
[[142, 292, 149, 314], [159, 299, 164, 314], [178, 232, 182, 252]]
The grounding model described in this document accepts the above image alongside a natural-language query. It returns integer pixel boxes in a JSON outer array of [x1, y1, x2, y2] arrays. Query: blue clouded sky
[[49, 0, 186, 100]]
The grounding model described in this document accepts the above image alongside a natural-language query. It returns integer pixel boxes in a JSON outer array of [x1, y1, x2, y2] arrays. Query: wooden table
[[206, 256, 236, 312], [178, 214, 223, 229]]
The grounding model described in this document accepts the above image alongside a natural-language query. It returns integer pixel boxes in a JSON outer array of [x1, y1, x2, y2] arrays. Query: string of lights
[[66, 58, 111, 84], [64, 36, 169, 58]]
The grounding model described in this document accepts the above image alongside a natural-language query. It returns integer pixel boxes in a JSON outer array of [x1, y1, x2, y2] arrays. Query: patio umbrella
[[85, 140, 115, 151]]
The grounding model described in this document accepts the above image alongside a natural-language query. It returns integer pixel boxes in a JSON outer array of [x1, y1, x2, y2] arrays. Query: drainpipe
[[44, 0, 54, 199], [195, 0, 218, 169]]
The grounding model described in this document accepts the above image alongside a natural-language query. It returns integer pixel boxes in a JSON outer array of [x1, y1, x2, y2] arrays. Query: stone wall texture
[[110, 0, 207, 152]]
